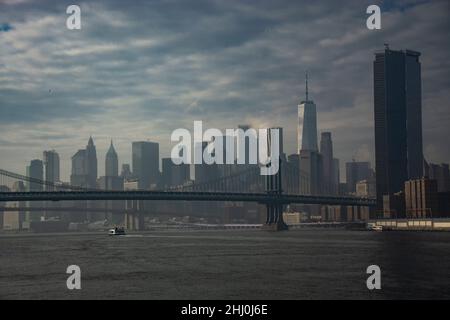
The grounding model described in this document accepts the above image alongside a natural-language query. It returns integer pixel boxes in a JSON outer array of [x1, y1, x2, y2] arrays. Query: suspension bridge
[[0, 163, 376, 231]]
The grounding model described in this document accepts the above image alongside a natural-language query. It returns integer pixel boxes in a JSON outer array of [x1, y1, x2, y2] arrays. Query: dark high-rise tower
[[298, 74, 322, 195], [43, 150, 60, 191], [346, 161, 372, 193], [26, 159, 43, 192], [320, 132, 335, 195], [373, 47, 424, 209], [298, 73, 318, 153], [132, 141, 159, 189], [86, 136, 98, 188], [105, 140, 118, 177], [71, 149, 87, 187]]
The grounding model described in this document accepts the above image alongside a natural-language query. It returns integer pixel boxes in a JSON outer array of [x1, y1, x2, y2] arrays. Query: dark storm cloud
[[0, 0, 448, 179]]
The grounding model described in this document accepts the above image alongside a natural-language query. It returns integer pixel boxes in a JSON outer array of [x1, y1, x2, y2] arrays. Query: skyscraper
[[332, 158, 340, 194], [26, 159, 44, 191], [320, 132, 335, 195], [132, 141, 160, 190], [86, 136, 98, 188], [69, 137, 98, 188], [26, 159, 43, 221], [346, 161, 372, 194], [99, 140, 123, 223], [69, 139, 99, 222], [374, 47, 424, 209], [298, 73, 318, 153], [298, 73, 322, 195], [43, 150, 60, 220], [71, 149, 87, 187], [299, 150, 322, 195], [162, 158, 190, 188], [120, 164, 132, 180], [195, 141, 218, 184], [43, 150, 60, 191], [425, 162, 450, 192], [105, 140, 118, 177], [286, 154, 300, 194]]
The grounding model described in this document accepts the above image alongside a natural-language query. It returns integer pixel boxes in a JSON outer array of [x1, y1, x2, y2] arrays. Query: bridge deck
[[0, 191, 376, 206]]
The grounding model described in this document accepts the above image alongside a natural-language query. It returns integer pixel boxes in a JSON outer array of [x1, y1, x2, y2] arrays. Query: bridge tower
[[262, 128, 288, 231], [124, 200, 144, 231], [124, 212, 144, 231]]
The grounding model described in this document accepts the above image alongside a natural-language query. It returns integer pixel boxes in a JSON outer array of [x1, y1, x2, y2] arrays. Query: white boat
[[366, 222, 383, 231], [108, 227, 126, 236]]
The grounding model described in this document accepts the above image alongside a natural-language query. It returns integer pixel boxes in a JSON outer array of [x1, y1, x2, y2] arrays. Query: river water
[[0, 229, 449, 299]]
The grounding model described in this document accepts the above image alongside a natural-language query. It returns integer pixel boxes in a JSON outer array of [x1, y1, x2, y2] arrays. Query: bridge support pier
[[124, 212, 144, 231], [263, 142, 287, 231], [262, 202, 288, 231]]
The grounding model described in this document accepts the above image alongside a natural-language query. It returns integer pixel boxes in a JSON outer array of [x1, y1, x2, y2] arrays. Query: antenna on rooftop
[[305, 71, 309, 101]]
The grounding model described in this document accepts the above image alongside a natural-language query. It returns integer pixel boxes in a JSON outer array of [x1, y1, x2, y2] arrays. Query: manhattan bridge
[[0, 160, 375, 231]]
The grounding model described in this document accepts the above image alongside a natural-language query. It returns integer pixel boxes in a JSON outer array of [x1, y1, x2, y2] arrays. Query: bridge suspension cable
[[0, 168, 93, 191]]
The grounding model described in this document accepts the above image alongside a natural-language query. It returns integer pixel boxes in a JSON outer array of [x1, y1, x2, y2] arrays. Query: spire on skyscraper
[[298, 71, 318, 153], [107, 139, 117, 156], [85, 136, 97, 187], [305, 71, 309, 102], [105, 139, 118, 177], [88, 136, 94, 147]]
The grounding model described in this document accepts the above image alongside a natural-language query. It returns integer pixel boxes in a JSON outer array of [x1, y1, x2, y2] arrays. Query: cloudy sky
[[0, 0, 449, 182]]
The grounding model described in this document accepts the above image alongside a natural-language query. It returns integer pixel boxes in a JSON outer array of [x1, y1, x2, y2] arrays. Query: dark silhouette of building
[[26, 159, 44, 191], [299, 150, 322, 195], [70, 137, 98, 189], [120, 164, 132, 180], [320, 132, 337, 195], [195, 141, 218, 184], [383, 191, 405, 219], [298, 74, 322, 196], [105, 140, 119, 177], [100, 140, 124, 223], [132, 141, 159, 190], [69, 138, 98, 222], [43, 150, 61, 219], [71, 149, 87, 187], [286, 154, 300, 194], [346, 161, 372, 194], [298, 73, 318, 153], [333, 158, 340, 192], [374, 47, 424, 209], [162, 158, 190, 188], [425, 161, 450, 192], [43, 150, 60, 191], [86, 136, 98, 189]]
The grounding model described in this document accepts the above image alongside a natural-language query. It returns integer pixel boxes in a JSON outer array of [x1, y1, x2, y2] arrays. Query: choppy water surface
[[0, 230, 449, 299]]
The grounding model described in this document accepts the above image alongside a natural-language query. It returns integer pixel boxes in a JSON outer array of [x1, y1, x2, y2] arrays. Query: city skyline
[[1, 0, 449, 182], [1, 0, 450, 303]]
